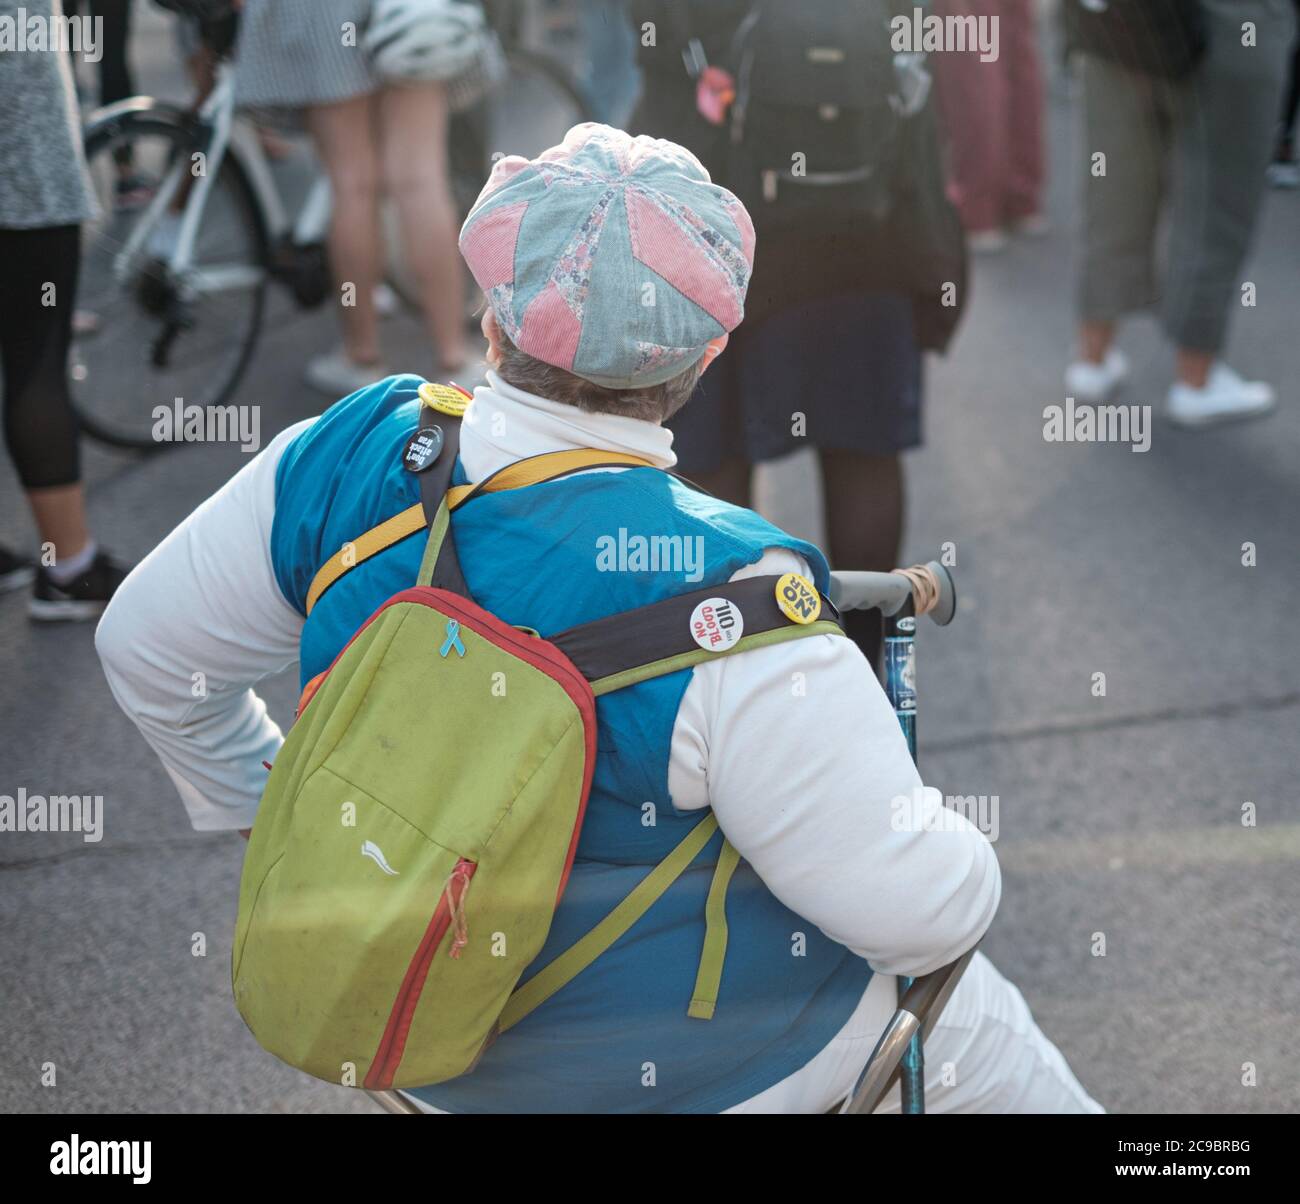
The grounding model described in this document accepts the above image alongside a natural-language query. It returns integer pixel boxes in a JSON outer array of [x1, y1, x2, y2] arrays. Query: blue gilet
[[269, 377, 872, 1112]]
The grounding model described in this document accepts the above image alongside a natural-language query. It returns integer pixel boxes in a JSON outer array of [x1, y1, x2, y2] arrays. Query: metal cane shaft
[[883, 601, 924, 1113]]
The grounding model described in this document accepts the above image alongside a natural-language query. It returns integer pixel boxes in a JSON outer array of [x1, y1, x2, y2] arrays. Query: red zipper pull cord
[[444, 865, 473, 959]]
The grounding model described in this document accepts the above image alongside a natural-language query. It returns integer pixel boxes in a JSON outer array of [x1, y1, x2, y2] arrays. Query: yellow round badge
[[775, 573, 821, 625], [418, 381, 471, 417]]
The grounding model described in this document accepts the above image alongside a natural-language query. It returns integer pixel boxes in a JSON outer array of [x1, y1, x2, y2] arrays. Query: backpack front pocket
[[233, 590, 598, 1090], [233, 768, 478, 1087]]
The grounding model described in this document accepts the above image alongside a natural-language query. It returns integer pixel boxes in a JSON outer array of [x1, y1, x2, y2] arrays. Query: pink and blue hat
[[458, 123, 756, 390]]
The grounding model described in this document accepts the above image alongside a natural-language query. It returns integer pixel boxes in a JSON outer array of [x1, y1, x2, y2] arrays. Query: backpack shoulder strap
[[415, 443, 657, 594], [549, 573, 844, 696], [502, 574, 840, 1032], [304, 397, 656, 616], [304, 502, 428, 616], [303, 406, 466, 615], [498, 811, 724, 1033]]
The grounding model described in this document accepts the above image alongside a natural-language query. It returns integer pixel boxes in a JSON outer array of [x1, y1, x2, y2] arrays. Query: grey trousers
[[1077, 0, 1296, 352]]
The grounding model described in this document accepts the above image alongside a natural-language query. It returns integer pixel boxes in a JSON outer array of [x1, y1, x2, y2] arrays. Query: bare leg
[[1078, 320, 1116, 365], [379, 83, 467, 371], [26, 484, 91, 562], [305, 95, 384, 366], [1174, 347, 1213, 389]]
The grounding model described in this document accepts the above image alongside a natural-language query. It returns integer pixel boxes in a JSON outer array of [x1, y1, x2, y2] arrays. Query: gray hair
[[493, 329, 707, 424]]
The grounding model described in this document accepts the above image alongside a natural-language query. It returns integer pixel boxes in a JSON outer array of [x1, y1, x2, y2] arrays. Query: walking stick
[[885, 596, 925, 1113], [367, 1089, 423, 1114], [830, 562, 957, 1114]]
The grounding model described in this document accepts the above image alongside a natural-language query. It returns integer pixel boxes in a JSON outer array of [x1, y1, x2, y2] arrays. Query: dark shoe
[[29, 551, 130, 623], [0, 546, 36, 595], [114, 172, 157, 212]]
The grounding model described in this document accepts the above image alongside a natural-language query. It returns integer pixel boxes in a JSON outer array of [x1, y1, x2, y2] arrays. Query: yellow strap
[[416, 498, 451, 588], [445, 449, 653, 511], [304, 449, 653, 616], [498, 815, 720, 1033], [305, 503, 426, 616], [687, 839, 742, 1020]]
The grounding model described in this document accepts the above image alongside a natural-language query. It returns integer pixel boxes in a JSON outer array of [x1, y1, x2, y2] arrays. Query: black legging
[[65, 0, 136, 108], [1282, 0, 1300, 149], [0, 226, 83, 491]]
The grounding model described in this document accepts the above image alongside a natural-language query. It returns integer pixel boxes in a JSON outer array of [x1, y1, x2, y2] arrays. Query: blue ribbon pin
[[440, 619, 466, 659]]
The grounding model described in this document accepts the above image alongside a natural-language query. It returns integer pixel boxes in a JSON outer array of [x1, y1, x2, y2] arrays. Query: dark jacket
[[1061, 0, 1206, 78], [628, 0, 967, 351]]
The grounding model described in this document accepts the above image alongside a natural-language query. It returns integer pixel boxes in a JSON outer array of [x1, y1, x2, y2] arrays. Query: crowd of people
[[2, 0, 1295, 626], [1, 0, 1296, 1114]]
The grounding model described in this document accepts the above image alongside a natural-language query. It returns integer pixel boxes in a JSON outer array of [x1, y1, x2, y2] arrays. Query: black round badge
[[403, 425, 444, 473]]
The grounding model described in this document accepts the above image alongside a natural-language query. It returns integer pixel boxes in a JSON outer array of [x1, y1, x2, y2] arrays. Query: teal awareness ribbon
[[440, 619, 466, 659]]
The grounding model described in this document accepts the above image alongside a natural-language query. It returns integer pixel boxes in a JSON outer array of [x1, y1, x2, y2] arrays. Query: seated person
[[96, 124, 1101, 1114]]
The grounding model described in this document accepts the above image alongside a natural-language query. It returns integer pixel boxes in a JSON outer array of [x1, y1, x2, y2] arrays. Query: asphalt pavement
[[1, 7, 1297, 1114]]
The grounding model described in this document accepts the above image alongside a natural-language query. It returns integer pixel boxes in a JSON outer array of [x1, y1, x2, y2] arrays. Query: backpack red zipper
[[364, 857, 477, 1090]]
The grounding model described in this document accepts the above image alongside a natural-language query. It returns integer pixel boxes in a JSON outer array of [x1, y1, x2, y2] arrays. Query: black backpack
[[722, 0, 904, 224], [1063, 0, 1207, 79], [151, 0, 239, 55]]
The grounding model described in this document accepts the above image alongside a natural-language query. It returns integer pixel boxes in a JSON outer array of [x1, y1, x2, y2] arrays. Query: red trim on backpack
[[296, 586, 598, 902], [364, 858, 477, 1091], [302, 586, 599, 1088]]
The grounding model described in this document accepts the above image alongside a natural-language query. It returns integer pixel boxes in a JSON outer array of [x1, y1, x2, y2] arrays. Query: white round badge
[[690, 597, 744, 653]]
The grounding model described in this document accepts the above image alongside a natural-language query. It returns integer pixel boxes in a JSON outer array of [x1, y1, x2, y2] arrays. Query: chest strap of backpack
[[304, 408, 655, 616]]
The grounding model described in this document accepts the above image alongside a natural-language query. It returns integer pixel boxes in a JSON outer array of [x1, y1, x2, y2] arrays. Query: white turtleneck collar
[[457, 369, 678, 482]]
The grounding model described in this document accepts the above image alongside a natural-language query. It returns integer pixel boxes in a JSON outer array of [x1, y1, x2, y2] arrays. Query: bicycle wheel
[[384, 50, 594, 315], [77, 103, 269, 450]]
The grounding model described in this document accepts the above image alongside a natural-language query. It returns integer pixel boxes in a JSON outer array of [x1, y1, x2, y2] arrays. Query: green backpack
[[232, 387, 843, 1091]]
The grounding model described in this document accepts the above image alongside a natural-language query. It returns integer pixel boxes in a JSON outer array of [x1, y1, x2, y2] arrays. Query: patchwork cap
[[459, 123, 756, 389]]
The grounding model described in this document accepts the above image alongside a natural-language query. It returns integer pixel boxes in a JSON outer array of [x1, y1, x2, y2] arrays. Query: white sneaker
[[1266, 159, 1300, 189], [373, 282, 400, 319], [1064, 348, 1128, 404], [967, 228, 1009, 255], [1166, 362, 1275, 428], [1012, 213, 1050, 237], [304, 349, 388, 396]]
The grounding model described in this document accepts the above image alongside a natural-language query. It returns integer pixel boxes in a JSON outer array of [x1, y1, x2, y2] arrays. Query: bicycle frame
[[107, 62, 329, 299]]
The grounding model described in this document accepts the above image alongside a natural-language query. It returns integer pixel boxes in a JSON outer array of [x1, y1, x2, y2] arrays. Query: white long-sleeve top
[[96, 372, 999, 978]]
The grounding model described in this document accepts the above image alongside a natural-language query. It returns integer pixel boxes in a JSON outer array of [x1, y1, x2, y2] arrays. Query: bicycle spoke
[[75, 116, 268, 448]]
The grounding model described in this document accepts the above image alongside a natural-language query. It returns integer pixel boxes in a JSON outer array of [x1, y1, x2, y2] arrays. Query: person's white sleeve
[[668, 548, 1001, 978], [95, 419, 315, 832]]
